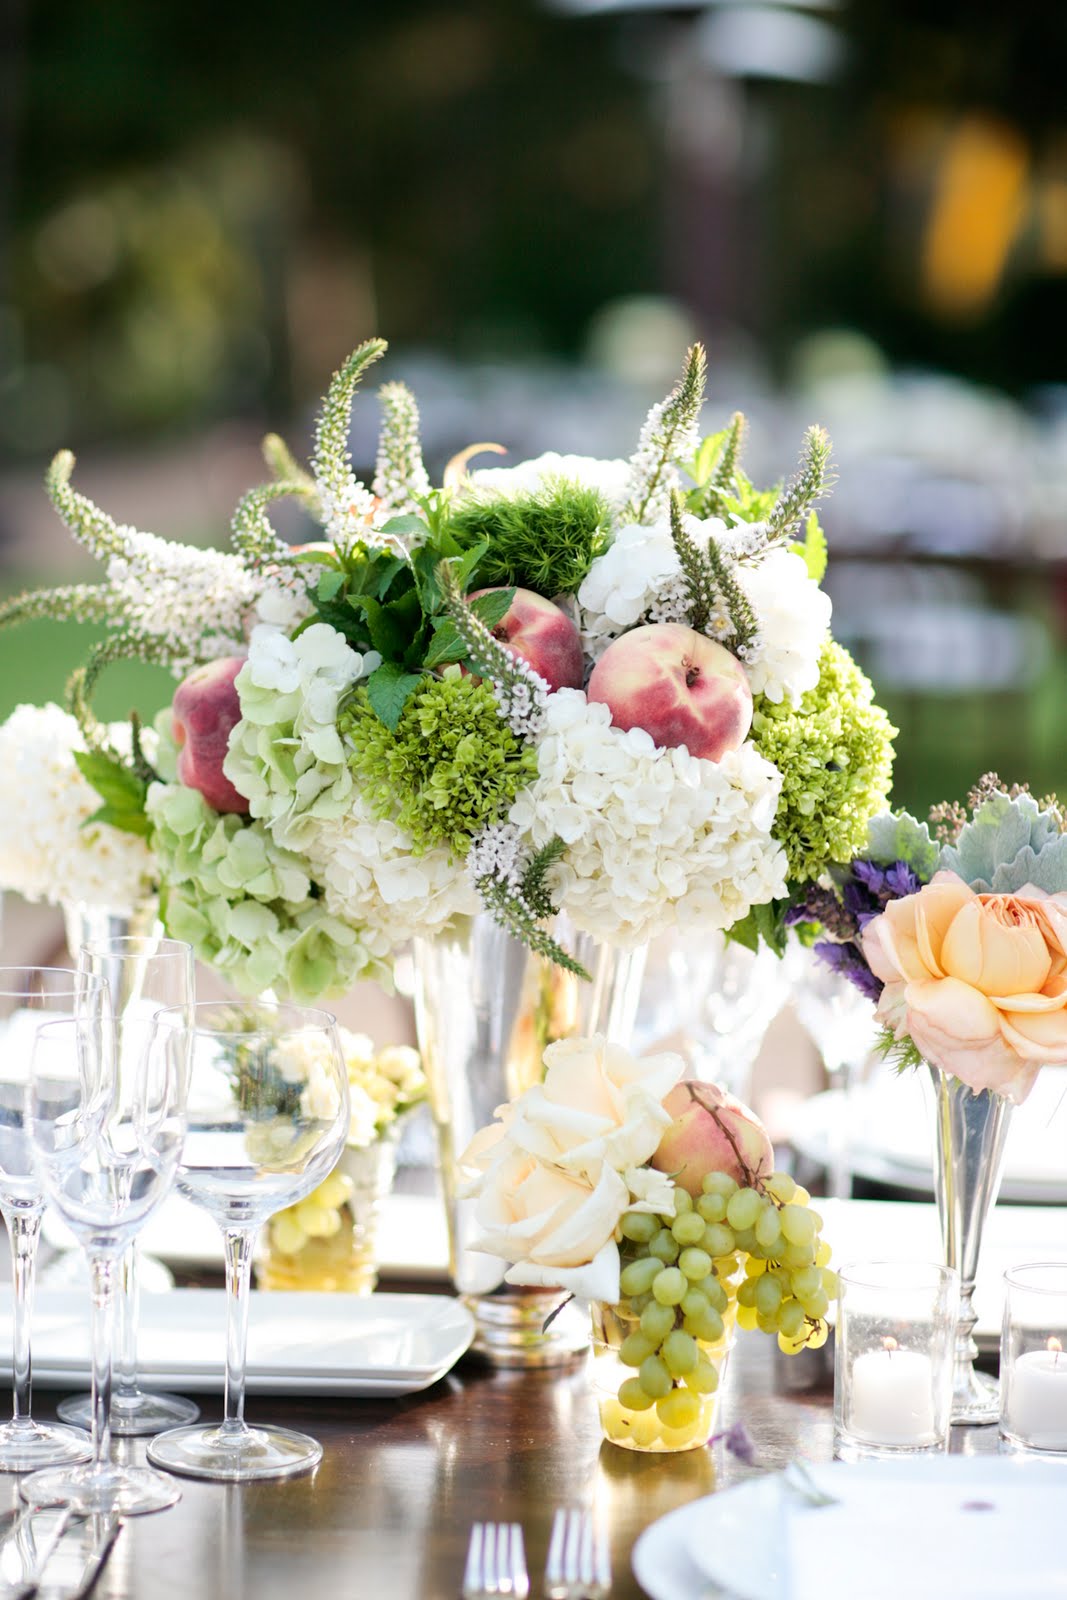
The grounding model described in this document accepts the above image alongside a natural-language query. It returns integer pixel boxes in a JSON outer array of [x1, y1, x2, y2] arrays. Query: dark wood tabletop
[[4, 1331, 1004, 1600]]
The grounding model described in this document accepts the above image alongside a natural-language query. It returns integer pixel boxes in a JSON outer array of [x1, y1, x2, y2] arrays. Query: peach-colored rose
[[862, 870, 1067, 1103]]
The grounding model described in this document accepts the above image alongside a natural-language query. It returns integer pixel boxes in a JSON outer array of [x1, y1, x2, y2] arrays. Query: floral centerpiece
[[460, 1035, 837, 1451], [259, 1029, 426, 1294], [0, 337, 895, 995], [789, 773, 1067, 1422]]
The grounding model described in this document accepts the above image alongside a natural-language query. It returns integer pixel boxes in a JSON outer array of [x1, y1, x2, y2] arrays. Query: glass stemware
[[20, 1014, 187, 1515], [0, 967, 102, 1472], [58, 936, 198, 1437], [147, 1003, 349, 1482]]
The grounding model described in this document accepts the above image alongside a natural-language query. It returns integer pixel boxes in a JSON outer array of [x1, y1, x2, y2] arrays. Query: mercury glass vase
[[412, 915, 647, 1367], [930, 1065, 1013, 1425]]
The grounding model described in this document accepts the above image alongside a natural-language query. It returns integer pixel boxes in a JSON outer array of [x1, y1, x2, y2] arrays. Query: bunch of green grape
[[598, 1168, 837, 1450], [269, 1168, 354, 1257]]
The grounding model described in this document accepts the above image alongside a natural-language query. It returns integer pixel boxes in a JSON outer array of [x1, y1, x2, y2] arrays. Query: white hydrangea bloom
[[577, 512, 733, 660], [106, 531, 258, 670], [737, 548, 832, 705], [224, 623, 377, 850], [306, 800, 479, 947], [0, 704, 155, 912], [508, 691, 787, 947], [467, 452, 633, 515]]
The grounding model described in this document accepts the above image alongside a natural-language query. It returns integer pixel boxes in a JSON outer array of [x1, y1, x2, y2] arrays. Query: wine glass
[[20, 1013, 187, 1515], [146, 1003, 349, 1482], [0, 967, 104, 1472], [58, 936, 199, 1437]]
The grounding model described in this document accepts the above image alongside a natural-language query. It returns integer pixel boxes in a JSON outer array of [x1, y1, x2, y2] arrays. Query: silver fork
[[544, 1509, 611, 1600], [462, 1521, 529, 1599]]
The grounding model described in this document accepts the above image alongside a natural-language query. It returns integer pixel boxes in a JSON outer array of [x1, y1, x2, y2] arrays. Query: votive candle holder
[[1000, 1262, 1067, 1454]]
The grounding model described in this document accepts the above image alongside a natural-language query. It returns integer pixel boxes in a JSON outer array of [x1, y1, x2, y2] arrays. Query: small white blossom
[[467, 822, 525, 893], [106, 531, 258, 671]]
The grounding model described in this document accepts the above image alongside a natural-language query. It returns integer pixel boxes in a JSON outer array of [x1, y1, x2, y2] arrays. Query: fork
[[544, 1508, 611, 1600], [462, 1521, 529, 1599]]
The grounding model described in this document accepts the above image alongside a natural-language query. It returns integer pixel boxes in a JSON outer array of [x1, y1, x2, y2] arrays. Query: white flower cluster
[[0, 704, 155, 912], [372, 382, 431, 520], [224, 623, 376, 851], [467, 452, 633, 515], [509, 691, 788, 946], [491, 662, 550, 741], [106, 530, 258, 671], [578, 519, 831, 704], [466, 821, 525, 894], [626, 401, 702, 524], [306, 798, 479, 949]]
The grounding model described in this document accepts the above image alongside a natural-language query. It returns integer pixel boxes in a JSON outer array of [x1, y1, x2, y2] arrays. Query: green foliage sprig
[[627, 343, 707, 524], [444, 480, 609, 597], [767, 425, 834, 545], [668, 491, 758, 655], [230, 480, 312, 577], [45, 450, 126, 561], [691, 412, 746, 518], [471, 833, 590, 979]]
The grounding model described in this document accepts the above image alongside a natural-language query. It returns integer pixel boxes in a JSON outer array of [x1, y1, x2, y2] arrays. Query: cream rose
[[862, 870, 1067, 1103]]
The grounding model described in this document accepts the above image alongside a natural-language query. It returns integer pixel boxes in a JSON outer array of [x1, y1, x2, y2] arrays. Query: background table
[[8, 1332, 1002, 1599]]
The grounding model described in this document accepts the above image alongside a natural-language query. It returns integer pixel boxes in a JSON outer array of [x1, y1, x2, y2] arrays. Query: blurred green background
[[2, 0, 1066, 812]]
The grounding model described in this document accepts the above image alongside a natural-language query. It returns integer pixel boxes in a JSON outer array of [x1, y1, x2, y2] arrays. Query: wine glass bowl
[[147, 1002, 349, 1482]]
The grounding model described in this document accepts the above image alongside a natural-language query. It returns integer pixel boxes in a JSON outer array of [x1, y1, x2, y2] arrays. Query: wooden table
[[5, 1333, 1003, 1599]]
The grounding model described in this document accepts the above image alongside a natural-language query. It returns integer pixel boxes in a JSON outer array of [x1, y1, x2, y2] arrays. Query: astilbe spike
[[767, 425, 834, 544], [627, 343, 708, 524], [45, 451, 129, 562], [261, 433, 317, 498], [669, 490, 715, 633], [311, 339, 388, 506], [0, 583, 116, 630], [372, 381, 430, 517], [231, 480, 309, 574], [66, 632, 169, 751]]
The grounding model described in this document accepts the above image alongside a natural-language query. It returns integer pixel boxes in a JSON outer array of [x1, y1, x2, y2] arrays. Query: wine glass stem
[[221, 1228, 254, 1434], [89, 1253, 117, 1470], [7, 1206, 42, 1429], [115, 1242, 139, 1396]]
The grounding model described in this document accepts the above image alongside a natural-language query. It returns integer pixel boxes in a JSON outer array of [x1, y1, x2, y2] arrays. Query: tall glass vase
[[930, 1066, 1013, 1425], [412, 915, 647, 1368]]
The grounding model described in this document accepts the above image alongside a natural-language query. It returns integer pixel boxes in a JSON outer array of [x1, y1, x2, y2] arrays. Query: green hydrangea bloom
[[342, 670, 537, 857], [147, 781, 388, 1001], [751, 640, 897, 884]]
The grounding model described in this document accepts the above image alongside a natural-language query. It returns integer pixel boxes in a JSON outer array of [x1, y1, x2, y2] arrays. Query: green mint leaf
[[422, 618, 467, 670], [366, 662, 422, 731], [469, 587, 514, 631], [316, 570, 345, 603], [73, 749, 147, 813], [84, 803, 152, 839], [378, 514, 429, 541]]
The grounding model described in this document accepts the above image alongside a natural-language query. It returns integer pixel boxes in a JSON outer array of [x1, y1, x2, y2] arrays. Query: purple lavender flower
[[710, 1420, 758, 1466], [814, 940, 883, 1003]]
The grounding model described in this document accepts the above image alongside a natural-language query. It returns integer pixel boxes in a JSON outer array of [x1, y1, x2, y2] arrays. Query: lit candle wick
[[882, 1336, 898, 1357], [1049, 1336, 1063, 1366]]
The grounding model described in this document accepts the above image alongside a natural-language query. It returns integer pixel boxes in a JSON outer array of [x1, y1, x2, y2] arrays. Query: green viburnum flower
[[147, 782, 388, 1002], [751, 640, 897, 884], [342, 669, 537, 858]]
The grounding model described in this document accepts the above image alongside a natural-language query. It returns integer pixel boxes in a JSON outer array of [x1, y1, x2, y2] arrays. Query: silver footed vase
[[930, 1065, 1013, 1425], [412, 915, 647, 1368]]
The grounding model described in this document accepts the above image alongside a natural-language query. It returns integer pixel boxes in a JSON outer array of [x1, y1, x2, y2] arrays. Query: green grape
[[755, 1275, 783, 1317], [725, 1187, 761, 1231], [777, 1299, 806, 1338], [800, 1287, 830, 1319], [652, 1267, 687, 1306], [702, 1223, 736, 1258], [271, 1211, 307, 1255], [778, 1329, 808, 1355], [620, 1257, 661, 1297], [793, 1185, 812, 1206], [656, 1388, 701, 1430], [680, 1287, 709, 1319], [790, 1265, 821, 1300], [684, 1305, 725, 1343], [769, 1265, 792, 1289], [821, 1268, 839, 1298], [630, 1292, 653, 1315], [704, 1278, 728, 1313], [806, 1318, 830, 1349], [743, 1255, 767, 1278], [662, 1329, 698, 1376], [732, 1227, 757, 1253], [686, 1358, 719, 1395], [736, 1302, 759, 1331], [678, 1247, 713, 1282], [671, 1211, 706, 1247], [697, 1192, 727, 1223], [756, 1311, 778, 1335], [815, 1239, 832, 1268], [638, 1354, 672, 1399], [649, 1229, 681, 1265], [640, 1301, 677, 1342], [755, 1205, 783, 1251], [737, 1279, 759, 1309], [620, 1211, 658, 1244], [764, 1171, 796, 1203], [618, 1377, 655, 1411], [780, 1240, 816, 1270], [716, 1254, 740, 1278], [780, 1203, 817, 1246], [701, 1172, 738, 1199], [620, 1332, 656, 1368], [672, 1189, 694, 1215]]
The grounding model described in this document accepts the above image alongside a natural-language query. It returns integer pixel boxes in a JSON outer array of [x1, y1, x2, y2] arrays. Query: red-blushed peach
[[651, 1080, 773, 1195], [172, 657, 249, 814], [469, 586, 584, 693], [586, 622, 751, 761]]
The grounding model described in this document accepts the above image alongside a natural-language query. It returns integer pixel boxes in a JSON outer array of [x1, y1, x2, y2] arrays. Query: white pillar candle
[[849, 1339, 936, 1446], [1005, 1340, 1067, 1449]]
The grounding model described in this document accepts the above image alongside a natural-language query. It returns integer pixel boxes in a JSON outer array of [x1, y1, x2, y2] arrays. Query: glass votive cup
[[833, 1261, 959, 1458], [1000, 1262, 1067, 1454]]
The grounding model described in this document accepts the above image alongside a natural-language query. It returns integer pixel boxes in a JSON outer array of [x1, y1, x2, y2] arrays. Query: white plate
[[0, 1288, 474, 1396], [633, 1457, 1067, 1600]]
